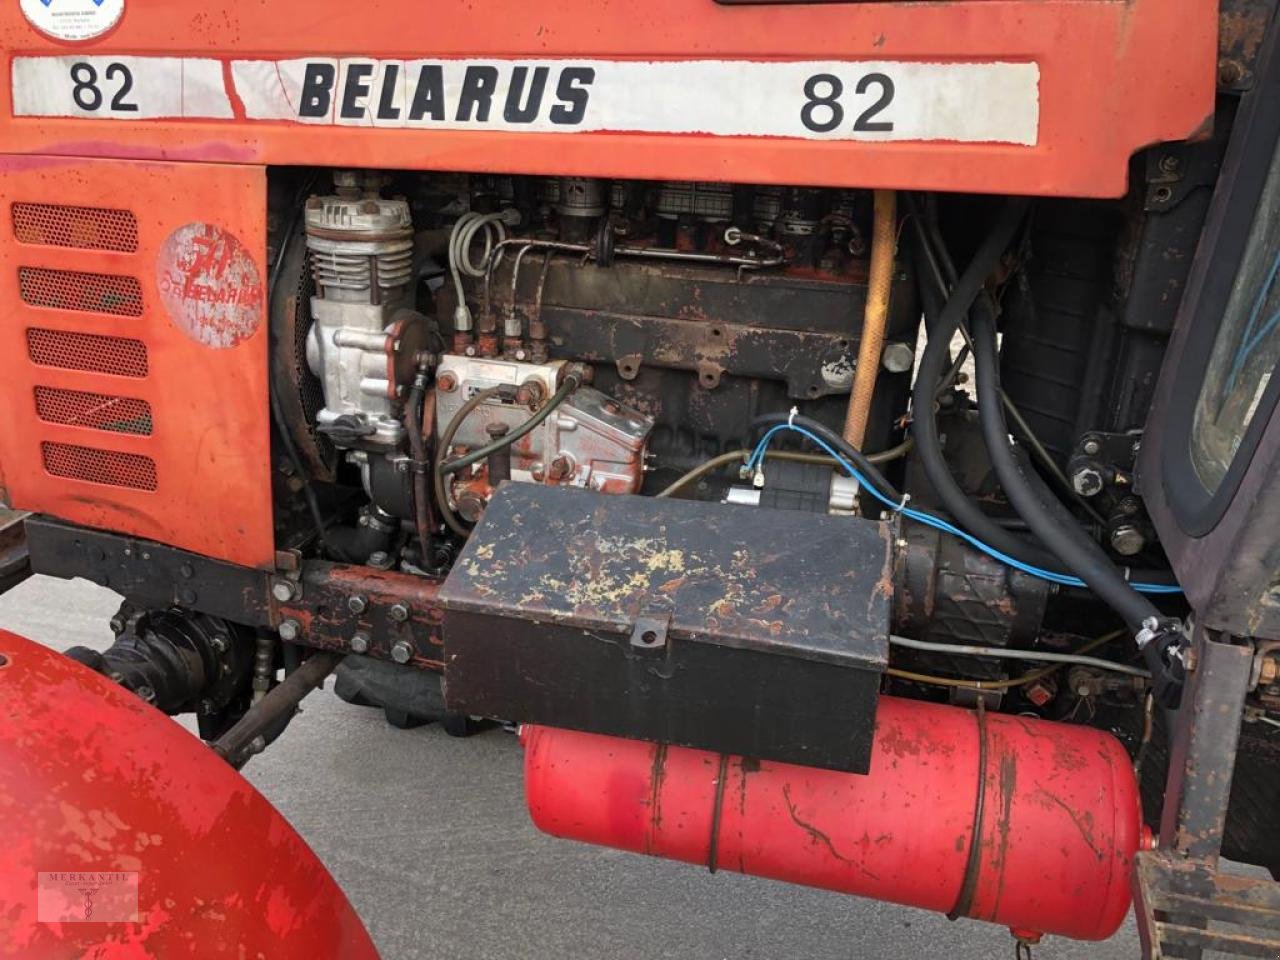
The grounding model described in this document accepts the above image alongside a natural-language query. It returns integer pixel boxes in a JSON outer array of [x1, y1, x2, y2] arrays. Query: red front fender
[[0, 630, 379, 959]]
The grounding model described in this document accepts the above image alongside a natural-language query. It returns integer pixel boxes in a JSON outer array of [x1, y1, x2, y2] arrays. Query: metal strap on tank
[[948, 698, 988, 921], [706, 753, 731, 874]]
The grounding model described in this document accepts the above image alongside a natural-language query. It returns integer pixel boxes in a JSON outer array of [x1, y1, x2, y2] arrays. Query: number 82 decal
[[800, 73, 894, 134]]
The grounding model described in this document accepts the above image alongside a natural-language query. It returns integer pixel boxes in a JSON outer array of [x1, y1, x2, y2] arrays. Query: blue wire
[[747, 423, 1182, 595]]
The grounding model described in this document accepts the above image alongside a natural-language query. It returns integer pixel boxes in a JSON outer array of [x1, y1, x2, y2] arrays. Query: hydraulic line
[[887, 630, 1127, 692], [888, 634, 1149, 680], [404, 362, 434, 567], [969, 299, 1185, 705], [434, 386, 504, 537], [907, 198, 1065, 571], [842, 189, 897, 450]]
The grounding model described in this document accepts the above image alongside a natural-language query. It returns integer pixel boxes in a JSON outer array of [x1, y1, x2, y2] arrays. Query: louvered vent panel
[[18, 266, 143, 316], [34, 386, 153, 436], [42, 441, 157, 491], [12, 203, 139, 252], [26, 328, 148, 377]]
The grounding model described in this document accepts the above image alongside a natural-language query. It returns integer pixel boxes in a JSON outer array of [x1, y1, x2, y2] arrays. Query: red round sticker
[[157, 223, 264, 349]]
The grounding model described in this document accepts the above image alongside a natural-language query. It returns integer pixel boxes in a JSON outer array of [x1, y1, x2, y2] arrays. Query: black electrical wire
[[749, 412, 904, 502], [907, 198, 1058, 569], [266, 172, 350, 562], [437, 371, 582, 477]]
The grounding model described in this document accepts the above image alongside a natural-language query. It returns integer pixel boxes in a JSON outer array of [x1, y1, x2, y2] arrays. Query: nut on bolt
[[347, 594, 368, 615], [390, 640, 414, 664], [389, 602, 411, 622], [350, 631, 371, 654], [278, 618, 301, 642], [271, 579, 297, 602]]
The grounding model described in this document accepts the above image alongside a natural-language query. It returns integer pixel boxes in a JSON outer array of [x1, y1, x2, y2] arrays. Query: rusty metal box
[[438, 484, 891, 773]]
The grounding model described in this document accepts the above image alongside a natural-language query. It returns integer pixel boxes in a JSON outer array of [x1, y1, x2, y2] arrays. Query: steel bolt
[[389, 602, 411, 622], [881, 342, 916, 374], [348, 595, 368, 615], [271, 579, 296, 602], [437, 372, 458, 393], [390, 640, 413, 664], [278, 618, 301, 642], [1071, 465, 1105, 498], [1082, 438, 1101, 456], [1109, 524, 1146, 557], [368, 551, 392, 570], [350, 631, 371, 654]]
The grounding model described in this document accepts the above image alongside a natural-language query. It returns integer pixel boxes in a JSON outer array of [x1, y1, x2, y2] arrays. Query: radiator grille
[[42, 441, 157, 491], [34, 386, 153, 436], [27, 328, 149, 377], [12, 203, 139, 253], [18, 266, 143, 316]]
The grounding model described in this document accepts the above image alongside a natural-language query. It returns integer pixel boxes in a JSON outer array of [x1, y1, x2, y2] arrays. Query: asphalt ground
[[0, 573, 1147, 960]]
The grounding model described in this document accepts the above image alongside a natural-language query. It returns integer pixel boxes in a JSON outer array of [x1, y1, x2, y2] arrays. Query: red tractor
[[1, 0, 1277, 956]]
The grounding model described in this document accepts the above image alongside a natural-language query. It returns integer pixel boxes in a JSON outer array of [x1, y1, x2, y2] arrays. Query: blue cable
[[746, 423, 1182, 595]]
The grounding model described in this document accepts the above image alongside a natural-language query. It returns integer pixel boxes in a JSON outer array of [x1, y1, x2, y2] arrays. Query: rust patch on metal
[[645, 742, 669, 850]]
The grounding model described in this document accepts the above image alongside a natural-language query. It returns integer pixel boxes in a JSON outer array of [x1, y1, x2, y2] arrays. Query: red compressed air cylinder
[[522, 695, 1147, 941]]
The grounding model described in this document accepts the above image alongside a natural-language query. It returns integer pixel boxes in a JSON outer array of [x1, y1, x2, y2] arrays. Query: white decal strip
[[12, 56, 233, 121], [12, 56, 1040, 146]]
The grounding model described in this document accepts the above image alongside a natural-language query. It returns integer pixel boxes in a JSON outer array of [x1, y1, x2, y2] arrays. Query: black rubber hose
[[970, 305, 1157, 627], [907, 199, 1062, 569], [438, 371, 582, 477], [434, 386, 504, 537], [749, 412, 904, 502]]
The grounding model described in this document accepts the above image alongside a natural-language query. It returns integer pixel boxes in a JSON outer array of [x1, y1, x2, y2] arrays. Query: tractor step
[[1134, 850, 1280, 958]]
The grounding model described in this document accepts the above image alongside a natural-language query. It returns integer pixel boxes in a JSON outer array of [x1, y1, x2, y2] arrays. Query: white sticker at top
[[11, 57, 233, 120], [19, 0, 125, 42]]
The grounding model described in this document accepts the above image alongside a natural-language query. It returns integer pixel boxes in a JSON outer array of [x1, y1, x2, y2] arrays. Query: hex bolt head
[[389, 602, 411, 623], [1082, 438, 1101, 456], [350, 631, 371, 654], [278, 618, 301, 642], [390, 640, 413, 664], [1071, 465, 1105, 498], [271, 579, 296, 602], [348, 595, 369, 615]]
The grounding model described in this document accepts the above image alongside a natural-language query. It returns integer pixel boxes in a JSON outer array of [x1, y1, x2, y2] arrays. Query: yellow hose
[[842, 189, 897, 451]]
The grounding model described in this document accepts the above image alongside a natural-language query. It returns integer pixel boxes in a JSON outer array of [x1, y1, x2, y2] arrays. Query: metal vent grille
[[12, 203, 139, 253], [42, 441, 157, 491], [27, 328, 149, 377], [18, 266, 143, 316], [34, 387, 153, 436]]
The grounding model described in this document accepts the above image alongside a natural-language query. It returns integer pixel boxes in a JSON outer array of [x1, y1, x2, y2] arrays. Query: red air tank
[[522, 695, 1148, 941]]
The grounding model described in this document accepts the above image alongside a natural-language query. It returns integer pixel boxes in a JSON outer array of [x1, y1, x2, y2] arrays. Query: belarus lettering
[[296, 61, 595, 126]]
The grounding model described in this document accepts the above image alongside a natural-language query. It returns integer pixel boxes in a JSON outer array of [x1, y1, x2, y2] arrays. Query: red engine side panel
[[0, 157, 274, 568], [0, 0, 1216, 199]]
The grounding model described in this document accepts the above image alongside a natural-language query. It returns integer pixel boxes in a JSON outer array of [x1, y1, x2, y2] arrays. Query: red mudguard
[[0, 630, 379, 959]]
